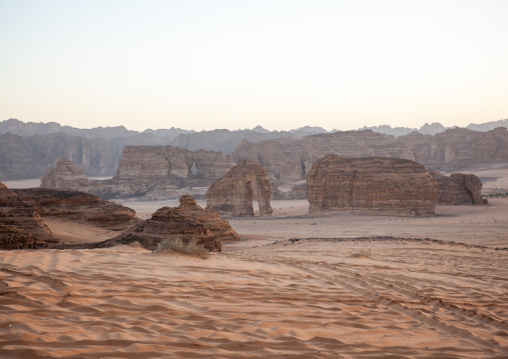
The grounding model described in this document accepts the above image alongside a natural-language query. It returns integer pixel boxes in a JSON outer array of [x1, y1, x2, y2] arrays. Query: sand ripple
[[1, 238, 507, 358]]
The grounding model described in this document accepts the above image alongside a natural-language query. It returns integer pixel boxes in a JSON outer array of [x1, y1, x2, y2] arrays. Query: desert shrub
[[154, 237, 209, 259], [351, 249, 372, 258]]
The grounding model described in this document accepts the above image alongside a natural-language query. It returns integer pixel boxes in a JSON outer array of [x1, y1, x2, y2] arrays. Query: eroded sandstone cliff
[[0, 182, 57, 249], [229, 130, 416, 183], [206, 160, 273, 217], [306, 155, 439, 217], [430, 172, 485, 205], [14, 188, 139, 230]]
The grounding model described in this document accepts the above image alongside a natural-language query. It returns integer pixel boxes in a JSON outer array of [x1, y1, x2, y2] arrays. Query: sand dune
[[1, 199, 507, 358]]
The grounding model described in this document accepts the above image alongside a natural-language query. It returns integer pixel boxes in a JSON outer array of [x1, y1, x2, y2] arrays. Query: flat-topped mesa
[[307, 155, 439, 217], [229, 130, 416, 182], [14, 188, 139, 231], [85, 195, 240, 252], [40, 158, 89, 190], [114, 145, 236, 181], [0, 182, 57, 249], [430, 172, 485, 205], [205, 160, 273, 217]]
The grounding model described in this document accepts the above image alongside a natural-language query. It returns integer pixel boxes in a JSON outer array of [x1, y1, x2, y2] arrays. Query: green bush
[[154, 237, 209, 259]]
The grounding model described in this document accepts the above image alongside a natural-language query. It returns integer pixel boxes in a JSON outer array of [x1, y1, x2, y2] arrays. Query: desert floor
[[1, 196, 507, 358]]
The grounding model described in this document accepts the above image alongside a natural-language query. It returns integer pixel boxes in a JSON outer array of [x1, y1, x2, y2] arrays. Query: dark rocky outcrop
[[75, 195, 240, 252], [430, 172, 485, 205], [0, 182, 57, 249], [14, 188, 139, 230], [306, 155, 439, 217], [206, 160, 273, 217]]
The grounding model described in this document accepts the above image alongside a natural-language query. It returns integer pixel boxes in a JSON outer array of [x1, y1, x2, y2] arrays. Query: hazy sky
[[1, 0, 507, 132]]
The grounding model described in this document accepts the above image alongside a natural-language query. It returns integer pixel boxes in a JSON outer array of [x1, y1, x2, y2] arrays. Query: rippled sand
[[1, 199, 507, 358]]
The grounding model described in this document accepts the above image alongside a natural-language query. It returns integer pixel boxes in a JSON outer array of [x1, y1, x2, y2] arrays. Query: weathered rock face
[[114, 145, 236, 181], [399, 127, 508, 170], [14, 188, 139, 230], [40, 158, 89, 190], [229, 130, 416, 183], [430, 172, 485, 205], [0, 182, 57, 249], [0, 132, 119, 180], [307, 155, 439, 217], [85, 195, 240, 252], [206, 160, 273, 217]]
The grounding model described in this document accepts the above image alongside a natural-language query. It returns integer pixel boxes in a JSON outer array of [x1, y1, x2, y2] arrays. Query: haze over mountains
[[0, 118, 507, 180]]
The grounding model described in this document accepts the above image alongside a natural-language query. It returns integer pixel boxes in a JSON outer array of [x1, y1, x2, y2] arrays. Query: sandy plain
[[1, 180, 508, 358]]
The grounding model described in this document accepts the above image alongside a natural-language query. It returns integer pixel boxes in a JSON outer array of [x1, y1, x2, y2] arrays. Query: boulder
[[430, 172, 485, 205], [78, 195, 240, 252], [307, 155, 439, 217], [205, 160, 273, 217], [0, 182, 57, 249]]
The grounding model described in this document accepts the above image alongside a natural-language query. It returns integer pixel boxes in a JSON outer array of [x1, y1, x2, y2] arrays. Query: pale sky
[[1, 0, 507, 132]]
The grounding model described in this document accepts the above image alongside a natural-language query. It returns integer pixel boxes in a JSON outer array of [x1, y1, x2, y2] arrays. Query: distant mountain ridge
[[0, 118, 507, 180]]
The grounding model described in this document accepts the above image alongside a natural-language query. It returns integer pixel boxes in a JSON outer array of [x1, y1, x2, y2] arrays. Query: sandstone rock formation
[[80, 195, 240, 252], [0, 132, 118, 180], [0, 182, 57, 249], [430, 172, 485, 205], [206, 160, 273, 217], [229, 130, 416, 183], [40, 158, 89, 190], [14, 188, 139, 231], [115, 145, 236, 181], [306, 155, 439, 217], [399, 127, 508, 170], [40, 151, 233, 200]]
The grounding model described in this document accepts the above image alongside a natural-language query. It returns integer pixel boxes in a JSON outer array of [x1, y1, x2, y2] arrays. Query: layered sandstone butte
[[14, 188, 139, 230], [430, 172, 485, 205], [85, 195, 240, 252], [307, 155, 439, 217], [229, 130, 416, 182], [114, 145, 236, 181], [206, 160, 273, 217], [40, 158, 89, 190], [399, 127, 508, 170], [0, 182, 57, 249]]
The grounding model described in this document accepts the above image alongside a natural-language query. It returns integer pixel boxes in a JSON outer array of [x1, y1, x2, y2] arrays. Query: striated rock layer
[[73, 195, 240, 252], [40, 158, 89, 190], [229, 130, 416, 183], [307, 155, 439, 217], [430, 172, 485, 205], [0, 182, 57, 249], [206, 160, 273, 217], [14, 188, 139, 231], [399, 127, 508, 170], [115, 145, 236, 181]]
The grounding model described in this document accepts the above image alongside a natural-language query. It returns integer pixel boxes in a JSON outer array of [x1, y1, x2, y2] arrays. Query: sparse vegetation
[[154, 237, 209, 259], [483, 192, 508, 198], [351, 249, 372, 258]]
